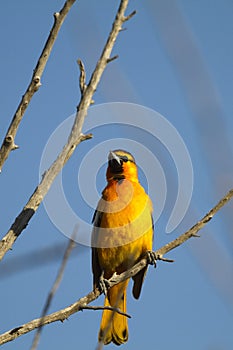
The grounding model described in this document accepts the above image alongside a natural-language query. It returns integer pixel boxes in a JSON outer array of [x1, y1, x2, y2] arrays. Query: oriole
[[92, 149, 154, 345]]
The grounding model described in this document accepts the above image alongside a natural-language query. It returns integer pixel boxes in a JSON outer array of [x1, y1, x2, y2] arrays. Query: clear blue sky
[[0, 1, 233, 349]]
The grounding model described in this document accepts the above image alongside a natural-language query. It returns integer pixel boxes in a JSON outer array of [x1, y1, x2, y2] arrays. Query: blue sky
[[0, 1, 233, 349]]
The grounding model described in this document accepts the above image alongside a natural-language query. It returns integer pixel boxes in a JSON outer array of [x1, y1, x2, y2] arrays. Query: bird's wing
[[132, 215, 154, 299], [91, 208, 103, 289]]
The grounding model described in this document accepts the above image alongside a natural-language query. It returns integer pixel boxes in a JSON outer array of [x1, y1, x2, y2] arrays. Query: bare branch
[[0, 0, 76, 172], [0, 0, 134, 261], [0, 189, 232, 346], [30, 234, 76, 350]]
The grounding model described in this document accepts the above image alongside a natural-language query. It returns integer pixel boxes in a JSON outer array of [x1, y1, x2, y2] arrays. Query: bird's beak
[[108, 151, 121, 165]]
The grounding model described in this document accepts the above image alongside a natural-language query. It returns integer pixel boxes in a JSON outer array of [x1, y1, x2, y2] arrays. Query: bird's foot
[[99, 271, 110, 296], [147, 251, 174, 267], [147, 251, 157, 268]]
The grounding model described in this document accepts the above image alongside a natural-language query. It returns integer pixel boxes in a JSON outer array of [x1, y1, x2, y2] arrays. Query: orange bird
[[92, 149, 154, 345]]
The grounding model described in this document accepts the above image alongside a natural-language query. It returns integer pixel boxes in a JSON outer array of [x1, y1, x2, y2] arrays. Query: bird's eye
[[121, 156, 128, 162]]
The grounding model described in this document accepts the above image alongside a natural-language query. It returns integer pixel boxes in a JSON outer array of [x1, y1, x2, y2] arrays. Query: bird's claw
[[147, 251, 174, 266], [147, 251, 157, 268], [99, 271, 110, 296]]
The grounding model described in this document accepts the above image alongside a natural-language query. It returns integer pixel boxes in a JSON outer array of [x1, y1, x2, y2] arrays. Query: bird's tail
[[98, 280, 129, 345]]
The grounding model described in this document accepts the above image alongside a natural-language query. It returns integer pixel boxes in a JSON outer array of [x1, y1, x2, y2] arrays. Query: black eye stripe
[[121, 156, 128, 162], [120, 156, 134, 163]]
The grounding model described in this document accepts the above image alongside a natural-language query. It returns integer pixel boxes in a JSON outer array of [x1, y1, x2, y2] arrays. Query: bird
[[91, 149, 154, 345]]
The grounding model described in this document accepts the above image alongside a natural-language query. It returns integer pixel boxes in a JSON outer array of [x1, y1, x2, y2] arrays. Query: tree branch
[[0, 0, 134, 261], [0, 0, 76, 172], [0, 189, 232, 346]]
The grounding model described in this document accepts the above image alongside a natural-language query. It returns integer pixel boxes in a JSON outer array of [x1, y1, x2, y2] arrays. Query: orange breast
[[94, 179, 153, 277]]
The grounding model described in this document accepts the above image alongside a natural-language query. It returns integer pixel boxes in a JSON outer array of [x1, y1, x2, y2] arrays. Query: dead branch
[[0, 0, 76, 172], [0, 0, 134, 261], [0, 189, 232, 346]]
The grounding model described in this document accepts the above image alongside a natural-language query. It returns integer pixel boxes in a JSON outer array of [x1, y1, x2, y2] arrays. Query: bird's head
[[106, 149, 138, 182]]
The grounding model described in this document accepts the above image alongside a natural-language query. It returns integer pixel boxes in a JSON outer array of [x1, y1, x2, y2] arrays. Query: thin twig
[[0, 189, 232, 346], [0, 0, 134, 261], [79, 305, 131, 318], [0, 0, 76, 172], [123, 10, 137, 22], [106, 55, 119, 63], [30, 233, 76, 350]]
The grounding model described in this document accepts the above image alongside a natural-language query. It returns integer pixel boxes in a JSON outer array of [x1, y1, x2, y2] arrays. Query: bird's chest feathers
[[101, 180, 148, 224], [96, 180, 152, 247]]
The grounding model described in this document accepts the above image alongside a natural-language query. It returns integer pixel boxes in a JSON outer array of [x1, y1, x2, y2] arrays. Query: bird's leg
[[99, 270, 111, 296]]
